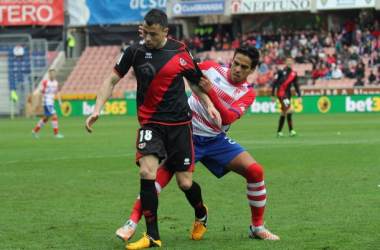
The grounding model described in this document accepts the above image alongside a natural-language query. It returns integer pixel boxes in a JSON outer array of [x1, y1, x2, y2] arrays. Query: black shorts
[[135, 122, 194, 172], [278, 96, 291, 111]]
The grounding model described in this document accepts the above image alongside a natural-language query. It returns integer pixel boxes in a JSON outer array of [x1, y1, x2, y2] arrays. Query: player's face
[[49, 71, 56, 80], [229, 53, 255, 83], [286, 58, 294, 69], [142, 21, 168, 49]]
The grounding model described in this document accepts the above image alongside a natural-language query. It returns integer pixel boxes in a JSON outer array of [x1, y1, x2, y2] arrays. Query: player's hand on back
[[199, 75, 212, 93], [207, 106, 222, 129], [298, 97, 302, 104], [85, 113, 100, 133], [138, 26, 143, 39]]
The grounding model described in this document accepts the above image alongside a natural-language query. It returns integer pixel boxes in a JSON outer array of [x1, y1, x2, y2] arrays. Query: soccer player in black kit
[[271, 57, 302, 138], [85, 9, 221, 249]]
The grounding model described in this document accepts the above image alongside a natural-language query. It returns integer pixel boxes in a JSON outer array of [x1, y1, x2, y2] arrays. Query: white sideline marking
[[1, 153, 135, 165]]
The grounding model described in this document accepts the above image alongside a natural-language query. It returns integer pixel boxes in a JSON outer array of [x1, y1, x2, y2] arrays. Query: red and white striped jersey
[[188, 60, 256, 137], [41, 79, 59, 106]]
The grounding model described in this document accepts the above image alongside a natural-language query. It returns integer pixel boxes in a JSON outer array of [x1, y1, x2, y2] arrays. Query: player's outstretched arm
[[188, 80, 222, 128], [85, 72, 120, 133]]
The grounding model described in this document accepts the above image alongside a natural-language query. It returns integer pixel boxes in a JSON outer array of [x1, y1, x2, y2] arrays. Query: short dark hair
[[144, 9, 168, 29], [49, 69, 55, 72], [234, 43, 260, 69]]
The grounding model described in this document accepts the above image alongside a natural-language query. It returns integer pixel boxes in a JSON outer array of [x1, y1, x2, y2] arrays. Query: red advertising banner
[[0, 0, 64, 26]]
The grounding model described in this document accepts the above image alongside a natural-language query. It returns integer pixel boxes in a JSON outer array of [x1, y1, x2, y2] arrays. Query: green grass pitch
[[1, 113, 379, 249]]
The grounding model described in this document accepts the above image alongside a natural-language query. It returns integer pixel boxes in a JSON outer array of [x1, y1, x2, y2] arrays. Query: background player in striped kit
[[271, 57, 302, 138], [31, 69, 64, 139], [117, 44, 280, 242]]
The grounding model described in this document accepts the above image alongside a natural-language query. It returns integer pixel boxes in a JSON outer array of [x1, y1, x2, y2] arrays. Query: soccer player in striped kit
[[31, 69, 64, 138], [117, 44, 280, 243]]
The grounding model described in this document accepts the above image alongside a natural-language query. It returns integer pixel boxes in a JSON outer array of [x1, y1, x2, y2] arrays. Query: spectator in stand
[[295, 50, 304, 64], [232, 37, 240, 49], [325, 66, 333, 80], [290, 45, 298, 59], [355, 62, 365, 79], [326, 54, 336, 66], [212, 37, 223, 51], [254, 71, 268, 89], [318, 64, 328, 80], [368, 51, 380, 68], [353, 75, 364, 87], [120, 41, 128, 53], [264, 65, 276, 87], [331, 63, 343, 79], [221, 37, 231, 50], [193, 36, 203, 52], [299, 34, 308, 47], [310, 64, 320, 85], [13, 44, 25, 58], [367, 69, 377, 85]]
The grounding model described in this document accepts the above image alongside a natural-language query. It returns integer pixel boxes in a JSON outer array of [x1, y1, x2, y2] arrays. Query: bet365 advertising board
[[55, 95, 380, 117]]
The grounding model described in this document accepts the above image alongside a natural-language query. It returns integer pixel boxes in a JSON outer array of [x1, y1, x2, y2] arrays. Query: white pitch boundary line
[[1, 153, 135, 165], [238, 138, 380, 149]]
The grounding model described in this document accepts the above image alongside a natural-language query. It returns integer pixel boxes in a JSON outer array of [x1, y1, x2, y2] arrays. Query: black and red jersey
[[114, 38, 201, 126], [271, 67, 301, 98]]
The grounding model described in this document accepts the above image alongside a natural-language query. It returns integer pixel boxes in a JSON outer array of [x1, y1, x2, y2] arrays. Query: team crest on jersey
[[145, 52, 152, 59], [180, 58, 187, 66], [238, 103, 247, 112], [138, 142, 146, 149]]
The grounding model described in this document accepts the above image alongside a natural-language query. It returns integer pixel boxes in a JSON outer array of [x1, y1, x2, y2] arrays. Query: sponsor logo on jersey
[[214, 77, 222, 84], [145, 52, 152, 59], [232, 88, 242, 99], [321, 0, 327, 5], [138, 142, 146, 149], [184, 158, 190, 165], [180, 57, 187, 66]]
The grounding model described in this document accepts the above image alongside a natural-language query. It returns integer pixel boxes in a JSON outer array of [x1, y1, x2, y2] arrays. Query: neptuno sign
[[231, 0, 310, 14]]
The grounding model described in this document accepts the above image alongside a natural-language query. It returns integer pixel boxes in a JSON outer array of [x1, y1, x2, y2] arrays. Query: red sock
[[129, 167, 174, 223], [34, 117, 48, 132], [242, 163, 266, 228], [52, 117, 58, 135]]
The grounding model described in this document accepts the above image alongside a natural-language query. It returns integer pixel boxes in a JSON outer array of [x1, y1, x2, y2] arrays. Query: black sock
[[278, 115, 285, 132], [140, 179, 160, 240], [287, 113, 293, 131], [182, 181, 206, 219]]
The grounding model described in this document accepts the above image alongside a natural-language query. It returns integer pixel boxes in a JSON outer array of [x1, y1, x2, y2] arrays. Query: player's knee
[[139, 167, 155, 179], [244, 163, 264, 182], [177, 179, 192, 191]]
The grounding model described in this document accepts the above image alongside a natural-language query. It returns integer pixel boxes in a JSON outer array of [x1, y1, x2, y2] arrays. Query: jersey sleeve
[[181, 49, 202, 84], [293, 74, 301, 97], [198, 60, 220, 71], [113, 46, 134, 78], [229, 88, 256, 117], [40, 80, 47, 93], [207, 87, 255, 125]]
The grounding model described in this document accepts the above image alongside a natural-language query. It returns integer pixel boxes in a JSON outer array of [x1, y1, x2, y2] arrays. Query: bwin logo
[[145, 52, 152, 59]]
